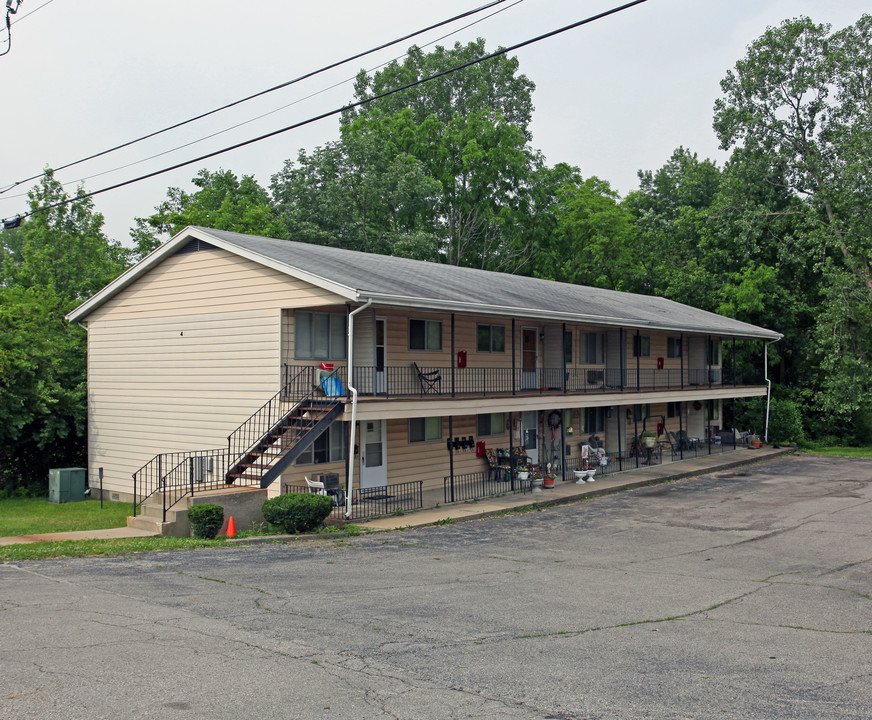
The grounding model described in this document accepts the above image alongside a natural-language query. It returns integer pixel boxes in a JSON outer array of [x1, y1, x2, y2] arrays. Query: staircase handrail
[[227, 364, 320, 463]]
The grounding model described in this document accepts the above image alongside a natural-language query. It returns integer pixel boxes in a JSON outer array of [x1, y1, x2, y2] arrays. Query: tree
[[272, 112, 442, 259], [134, 169, 285, 256], [335, 40, 541, 270], [537, 175, 637, 290], [713, 14, 872, 427], [0, 172, 129, 492]]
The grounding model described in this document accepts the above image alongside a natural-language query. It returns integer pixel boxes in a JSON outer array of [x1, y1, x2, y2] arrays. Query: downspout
[[764, 338, 781, 444], [345, 298, 373, 519]]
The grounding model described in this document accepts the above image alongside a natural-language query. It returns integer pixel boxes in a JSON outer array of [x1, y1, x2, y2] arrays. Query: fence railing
[[283, 363, 765, 399], [132, 448, 233, 519], [283, 480, 423, 522]]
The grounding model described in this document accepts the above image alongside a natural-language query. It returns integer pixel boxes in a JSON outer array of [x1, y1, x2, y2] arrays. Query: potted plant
[[516, 465, 529, 480], [542, 462, 555, 488], [641, 430, 657, 448]]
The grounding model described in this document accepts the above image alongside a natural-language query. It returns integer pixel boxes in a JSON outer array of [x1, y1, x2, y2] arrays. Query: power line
[[5, 0, 649, 226], [10, 0, 54, 25], [0, 0, 510, 195], [0, 0, 523, 199]]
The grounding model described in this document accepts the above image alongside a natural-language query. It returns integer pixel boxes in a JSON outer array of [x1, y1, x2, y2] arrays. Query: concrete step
[[127, 515, 170, 534]]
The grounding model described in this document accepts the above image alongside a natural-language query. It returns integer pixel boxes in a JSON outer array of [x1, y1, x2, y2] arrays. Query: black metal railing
[[283, 480, 423, 521], [132, 448, 232, 519], [229, 365, 313, 469], [442, 470, 531, 503], [282, 363, 765, 399]]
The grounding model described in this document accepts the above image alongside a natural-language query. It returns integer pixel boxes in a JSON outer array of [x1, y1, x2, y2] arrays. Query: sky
[[1, 0, 868, 244]]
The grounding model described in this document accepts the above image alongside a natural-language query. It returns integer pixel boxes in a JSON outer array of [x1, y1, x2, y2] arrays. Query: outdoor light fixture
[[2, 215, 22, 229]]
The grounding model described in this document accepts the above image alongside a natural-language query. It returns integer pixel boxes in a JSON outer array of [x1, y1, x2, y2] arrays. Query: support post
[[512, 318, 517, 396], [448, 416, 455, 503]]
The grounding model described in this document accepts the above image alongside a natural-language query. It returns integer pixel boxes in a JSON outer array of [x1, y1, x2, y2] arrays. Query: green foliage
[[135, 169, 286, 252], [272, 40, 542, 272], [767, 398, 806, 446], [0, 172, 129, 494], [261, 493, 333, 534], [187, 503, 225, 539]]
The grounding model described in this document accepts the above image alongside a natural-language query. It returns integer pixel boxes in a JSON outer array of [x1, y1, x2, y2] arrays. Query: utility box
[[49, 467, 87, 503]]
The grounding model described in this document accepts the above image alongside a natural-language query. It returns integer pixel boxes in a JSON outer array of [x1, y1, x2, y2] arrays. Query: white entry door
[[521, 411, 539, 466], [359, 419, 388, 489]]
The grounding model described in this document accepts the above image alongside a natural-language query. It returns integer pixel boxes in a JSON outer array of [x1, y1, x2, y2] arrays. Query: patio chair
[[413, 362, 441, 395], [485, 449, 506, 482], [306, 476, 342, 507], [677, 430, 700, 451]]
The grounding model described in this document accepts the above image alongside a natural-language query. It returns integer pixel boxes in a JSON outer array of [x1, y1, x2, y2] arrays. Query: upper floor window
[[409, 319, 442, 351], [667, 337, 682, 358], [706, 338, 721, 365], [579, 332, 605, 364], [477, 413, 506, 437], [477, 324, 506, 353], [564, 330, 573, 364], [295, 311, 346, 360], [409, 417, 442, 443], [633, 335, 651, 358]]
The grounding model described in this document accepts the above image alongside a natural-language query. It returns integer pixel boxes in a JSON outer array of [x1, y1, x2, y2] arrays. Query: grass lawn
[[0, 497, 132, 537], [801, 446, 872, 458]]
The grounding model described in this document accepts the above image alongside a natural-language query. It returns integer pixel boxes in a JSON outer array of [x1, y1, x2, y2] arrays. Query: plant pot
[[643, 437, 657, 448], [750, 440, 764, 449], [542, 476, 555, 489], [517, 472, 529, 480]]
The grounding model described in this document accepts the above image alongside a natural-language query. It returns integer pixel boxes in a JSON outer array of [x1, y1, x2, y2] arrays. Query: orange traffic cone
[[227, 516, 236, 538]]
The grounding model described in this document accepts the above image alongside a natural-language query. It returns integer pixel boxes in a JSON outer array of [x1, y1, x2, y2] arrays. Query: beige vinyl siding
[[86, 248, 347, 497]]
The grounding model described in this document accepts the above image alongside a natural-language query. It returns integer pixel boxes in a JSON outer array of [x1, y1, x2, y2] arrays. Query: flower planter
[[542, 476, 555, 489], [517, 472, 529, 480], [750, 440, 764, 449]]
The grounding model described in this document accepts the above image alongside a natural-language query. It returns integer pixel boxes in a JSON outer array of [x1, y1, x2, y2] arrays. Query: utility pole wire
[[0, 0, 523, 200], [0, 0, 511, 194], [6, 0, 648, 224]]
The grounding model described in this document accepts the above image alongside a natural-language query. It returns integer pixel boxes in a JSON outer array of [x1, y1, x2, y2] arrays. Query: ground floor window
[[409, 417, 442, 443], [583, 407, 605, 434], [296, 421, 347, 465], [477, 413, 506, 436], [667, 401, 680, 418]]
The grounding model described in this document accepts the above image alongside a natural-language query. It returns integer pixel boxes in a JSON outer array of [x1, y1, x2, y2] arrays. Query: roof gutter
[[344, 298, 372, 519], [357, 294, 783, 341]]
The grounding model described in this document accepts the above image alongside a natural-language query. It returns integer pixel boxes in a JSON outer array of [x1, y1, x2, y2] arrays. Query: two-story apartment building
[[67, 226, 781, 519]]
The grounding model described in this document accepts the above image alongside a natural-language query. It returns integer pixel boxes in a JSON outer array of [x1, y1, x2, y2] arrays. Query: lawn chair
[[413, 362, 441, 395], [305, 476, 342, 507], [677, 430, 700, 451]]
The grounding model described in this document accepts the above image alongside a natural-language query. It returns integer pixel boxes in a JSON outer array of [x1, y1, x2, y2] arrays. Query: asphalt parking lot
[[2, 453, 870, 720]]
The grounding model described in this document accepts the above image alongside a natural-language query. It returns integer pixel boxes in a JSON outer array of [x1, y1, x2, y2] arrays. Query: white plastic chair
[[305, 476, 327, 496]]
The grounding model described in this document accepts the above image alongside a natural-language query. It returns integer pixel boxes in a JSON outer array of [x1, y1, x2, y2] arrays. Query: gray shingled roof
[[197, 228, 780, 340], [68, 226, 781, 340]]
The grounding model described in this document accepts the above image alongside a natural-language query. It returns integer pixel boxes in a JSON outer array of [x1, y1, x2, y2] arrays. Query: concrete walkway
[[0, 446, 792, 545], [0, 526, 157, 546]]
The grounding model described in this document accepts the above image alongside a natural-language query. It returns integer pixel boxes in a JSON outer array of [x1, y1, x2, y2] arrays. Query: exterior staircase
[[131, 366, 346, 532], [226, 398, 343, 488]]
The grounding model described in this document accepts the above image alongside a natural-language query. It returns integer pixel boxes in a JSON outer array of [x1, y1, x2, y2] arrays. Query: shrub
[[187, 503, 224, 539], [767, 398, 805, 446], [262, 493, 333, 534]]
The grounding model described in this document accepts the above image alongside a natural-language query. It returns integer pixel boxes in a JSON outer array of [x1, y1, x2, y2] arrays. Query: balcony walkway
[[358, 445, 794, 531]]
